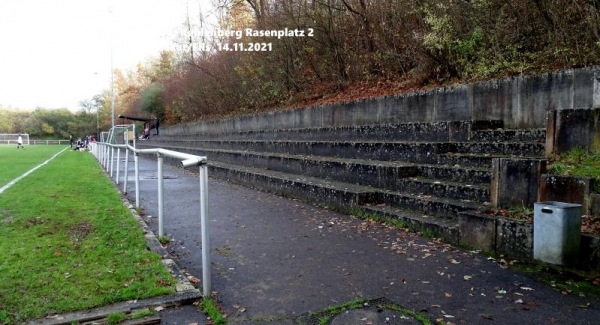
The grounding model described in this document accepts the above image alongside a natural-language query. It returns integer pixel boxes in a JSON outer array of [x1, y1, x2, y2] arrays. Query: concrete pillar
[[459, 211, 496, 252], [490, 158, 547, 208]]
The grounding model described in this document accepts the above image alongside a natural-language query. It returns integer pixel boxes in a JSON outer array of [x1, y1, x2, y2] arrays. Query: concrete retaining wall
[[539, 175, 597, 214], [546, 108, 600, 154], [164, 67, 600, 136]]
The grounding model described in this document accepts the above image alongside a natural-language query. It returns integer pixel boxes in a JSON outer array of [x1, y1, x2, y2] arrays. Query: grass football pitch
[[0, 145, 175, 324]]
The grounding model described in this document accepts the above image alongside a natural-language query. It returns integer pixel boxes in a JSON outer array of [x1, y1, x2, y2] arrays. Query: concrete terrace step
[[436, 152, 500, 168], [396, 177, 489, 202], [470, 128, 546, 143], [414, 164, 490, 184], [207, 161, 482, 226], [153, 139, 446, 164], [377, 189, 482, 221], [143, 143, 491, 198], [356, 205, 460, 244], [150, 138, 544, 162], [437, 152, 545, 168], [161, 120, 477, 142], [445, 141, 545, 156], [208, 160, 383, 209]]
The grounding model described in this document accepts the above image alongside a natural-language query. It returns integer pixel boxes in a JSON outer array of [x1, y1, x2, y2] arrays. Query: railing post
[[105, 145, 109, 170], [123, 147, 129, 194], [105, 145, 108, 169], [134, 153, 140, 208], [199, 163, 211, 297], [102, 145, 107, 169], [110, 147, 115, 177], [116, 148, 121, 184], [157, 153, 164, 238], [101, 145, 105, 168]]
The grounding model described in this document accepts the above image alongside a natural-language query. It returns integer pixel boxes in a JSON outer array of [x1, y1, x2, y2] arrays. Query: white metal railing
[[91, 125, 211, 297], [31, 140, 70, 145]]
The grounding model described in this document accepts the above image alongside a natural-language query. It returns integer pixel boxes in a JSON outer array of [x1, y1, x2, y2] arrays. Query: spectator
[[75, 138, 83, 150], [143, 122, 150, 140]]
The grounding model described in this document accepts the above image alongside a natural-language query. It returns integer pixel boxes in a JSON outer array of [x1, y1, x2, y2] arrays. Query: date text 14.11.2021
[[215, 42, 272, 52]]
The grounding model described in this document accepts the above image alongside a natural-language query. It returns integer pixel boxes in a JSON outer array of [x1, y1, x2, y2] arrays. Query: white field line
[[0, 147, 69, 195]]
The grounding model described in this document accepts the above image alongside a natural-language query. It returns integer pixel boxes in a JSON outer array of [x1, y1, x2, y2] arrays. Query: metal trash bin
[[533, 201, 582, 265]]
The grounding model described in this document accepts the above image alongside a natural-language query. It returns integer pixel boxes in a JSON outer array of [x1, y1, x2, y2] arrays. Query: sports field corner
[[0, 145, 200, 324]]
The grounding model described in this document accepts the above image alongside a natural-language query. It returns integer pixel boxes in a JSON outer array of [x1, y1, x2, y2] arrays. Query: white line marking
[[0, 147, 69, 195]]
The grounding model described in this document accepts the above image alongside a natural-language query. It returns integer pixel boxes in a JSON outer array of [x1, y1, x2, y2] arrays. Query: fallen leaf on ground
[[188, 276, 201, 284]]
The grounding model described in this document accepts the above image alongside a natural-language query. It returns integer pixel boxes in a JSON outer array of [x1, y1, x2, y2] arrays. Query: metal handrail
[[91, 127, 210, 297]]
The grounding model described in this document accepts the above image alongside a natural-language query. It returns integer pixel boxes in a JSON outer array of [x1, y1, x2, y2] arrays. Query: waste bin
[[533, 201, 582, 265]]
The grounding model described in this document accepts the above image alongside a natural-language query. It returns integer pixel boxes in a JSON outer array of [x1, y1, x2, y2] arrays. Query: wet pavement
[[122, 156, 600, 324]]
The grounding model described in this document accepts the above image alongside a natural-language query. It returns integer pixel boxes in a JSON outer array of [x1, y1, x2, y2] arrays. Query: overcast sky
[[0, 0, 207, 111]]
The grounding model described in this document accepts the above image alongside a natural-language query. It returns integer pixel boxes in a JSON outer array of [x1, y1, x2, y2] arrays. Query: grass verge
[[200, 298, 226, 325], [301, 297, 433, 325], [0, 145, 175, 324], [548, 148, 600, 191], [511, 262, 600, 297]]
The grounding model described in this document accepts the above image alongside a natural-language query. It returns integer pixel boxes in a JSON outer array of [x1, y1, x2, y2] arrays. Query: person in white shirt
[[17, 135, 24, 149]]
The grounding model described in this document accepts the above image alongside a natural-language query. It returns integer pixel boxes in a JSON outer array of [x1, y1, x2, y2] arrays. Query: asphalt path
[[125, 156, 600, 325]]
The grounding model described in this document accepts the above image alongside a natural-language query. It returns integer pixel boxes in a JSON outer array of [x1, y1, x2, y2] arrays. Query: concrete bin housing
[[533, 201, 582, 265]]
